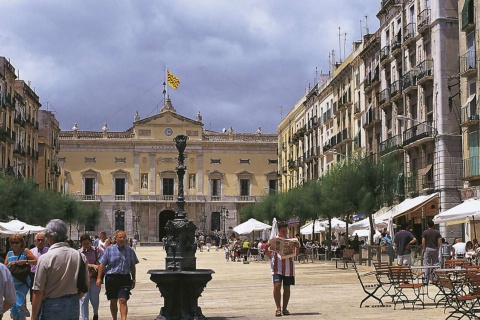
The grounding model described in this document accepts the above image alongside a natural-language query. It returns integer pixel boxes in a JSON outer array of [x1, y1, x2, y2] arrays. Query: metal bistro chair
[[388, 265, 426, 310], [353, 261, 385, 308]]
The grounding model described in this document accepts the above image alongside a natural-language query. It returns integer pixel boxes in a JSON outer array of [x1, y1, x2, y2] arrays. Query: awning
[[433, 198, 480, 226], [418, 164, 433, 176], [390, 192, 439, 219], [349, 217, 389, 232], [299, 220, 325, 235], [0, 219, 46, 236], [317, 218, 346, 232], [463, 93, 476, 109]]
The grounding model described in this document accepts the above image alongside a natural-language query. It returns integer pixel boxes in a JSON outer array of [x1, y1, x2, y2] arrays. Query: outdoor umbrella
[[233, 218, 272, 235]]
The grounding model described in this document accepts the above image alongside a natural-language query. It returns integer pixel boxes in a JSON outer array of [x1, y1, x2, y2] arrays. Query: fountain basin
[[148, 269, 214, 320]]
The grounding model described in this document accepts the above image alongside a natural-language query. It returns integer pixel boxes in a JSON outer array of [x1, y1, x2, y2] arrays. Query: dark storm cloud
[[0, 0, 379, 133]]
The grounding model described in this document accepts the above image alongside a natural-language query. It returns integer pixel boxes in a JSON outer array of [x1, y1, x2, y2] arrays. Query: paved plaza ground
[[29, 246, 449, 319]]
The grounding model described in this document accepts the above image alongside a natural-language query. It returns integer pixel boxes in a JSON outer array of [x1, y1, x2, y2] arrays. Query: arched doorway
[[158, 210, 175, 241]]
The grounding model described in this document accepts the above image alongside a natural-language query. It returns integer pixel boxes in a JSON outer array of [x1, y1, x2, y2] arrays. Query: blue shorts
[[273, 274, 295, 286]]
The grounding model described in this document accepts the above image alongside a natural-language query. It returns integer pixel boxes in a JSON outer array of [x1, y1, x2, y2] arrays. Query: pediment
[[81, 168, 99, 176], [111, 169, 129, 177]]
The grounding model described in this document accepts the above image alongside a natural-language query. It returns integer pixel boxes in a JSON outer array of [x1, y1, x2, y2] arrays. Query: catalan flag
[[167, 70, 180, 90]]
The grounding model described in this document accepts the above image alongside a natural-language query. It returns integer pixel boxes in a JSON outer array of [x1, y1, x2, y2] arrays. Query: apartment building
[[279, 0, 463, 239], [0, 57, 41, 180], [37, 110, 64, 191], [58, 98, 278, 241]]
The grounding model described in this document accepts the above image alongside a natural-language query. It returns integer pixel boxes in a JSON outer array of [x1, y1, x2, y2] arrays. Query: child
[[224, 245, 230, 262]]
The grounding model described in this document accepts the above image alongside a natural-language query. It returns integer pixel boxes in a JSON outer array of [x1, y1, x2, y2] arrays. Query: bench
[[332, 249, 355, 269]]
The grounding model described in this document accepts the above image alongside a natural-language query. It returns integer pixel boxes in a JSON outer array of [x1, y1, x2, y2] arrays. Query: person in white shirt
[[452, 237, 466, 258]]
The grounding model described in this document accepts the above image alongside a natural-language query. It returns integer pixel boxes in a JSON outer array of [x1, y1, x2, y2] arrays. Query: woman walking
[[4, 233, 37, 320]]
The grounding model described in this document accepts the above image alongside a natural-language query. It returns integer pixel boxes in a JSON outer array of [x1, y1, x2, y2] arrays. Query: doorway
[[158, 210, 175, 241]]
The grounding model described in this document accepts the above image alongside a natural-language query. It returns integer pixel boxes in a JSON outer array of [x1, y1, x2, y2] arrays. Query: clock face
[[165, 128, 173, 136]]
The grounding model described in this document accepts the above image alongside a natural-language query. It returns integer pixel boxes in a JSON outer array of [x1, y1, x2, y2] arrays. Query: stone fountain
[[148, 134, 214, 320]]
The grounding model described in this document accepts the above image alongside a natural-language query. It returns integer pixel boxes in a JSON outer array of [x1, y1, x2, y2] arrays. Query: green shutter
[[462, 0, 474, 30]]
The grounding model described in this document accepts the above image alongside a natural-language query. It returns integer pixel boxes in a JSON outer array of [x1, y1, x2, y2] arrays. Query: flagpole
[[163, 65, 167, 107]]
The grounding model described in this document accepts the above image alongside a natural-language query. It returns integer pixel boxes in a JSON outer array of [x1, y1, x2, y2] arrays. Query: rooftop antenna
[[338, 27, 342, 62], [280, 106, 284, 120], [315, 67, 318, 85], [365, 15, 369, 35], [360, 19, 363, 38], [344, 32, 347, 58]]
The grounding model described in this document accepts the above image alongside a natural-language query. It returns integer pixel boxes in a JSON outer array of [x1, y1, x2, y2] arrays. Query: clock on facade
[[165, 128, 173, 136]]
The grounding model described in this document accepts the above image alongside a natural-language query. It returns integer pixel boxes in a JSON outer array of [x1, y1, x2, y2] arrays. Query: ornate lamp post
[[133, 213, 140, 240], [221, 207, 229, 245], [200, 214, 207, 235], [148, 134, 214, 320]]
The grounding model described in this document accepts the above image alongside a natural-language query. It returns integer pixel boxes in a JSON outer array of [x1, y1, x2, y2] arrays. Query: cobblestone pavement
[[28, 246, 448, 319]]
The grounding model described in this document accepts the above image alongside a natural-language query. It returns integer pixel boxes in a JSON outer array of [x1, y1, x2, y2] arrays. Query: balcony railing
[[460, 50, 476, 75], [380, 45, 390, 62], [421, 174, 434, 190], [391, 39, 401, 54], [354, 101, 361, 114], [405, 172, 419, 195], [417, 9, 431, 32], [76, 195, 102, 201], [363, 107, 381, 127], [417, 59, 433, 82], [378, 135, 402, 155], [404, 23, 417, 43], [237, 196, 255, 202], [390, 80, 402, 97], [402, 69, 418, 90], [403, 121, 435, 146], [115, 195, 126, 201], [378, 87, 391, 105], [461, 96, 479, 124], [211, 196, 221, 201], [464, 156, 480, 179]]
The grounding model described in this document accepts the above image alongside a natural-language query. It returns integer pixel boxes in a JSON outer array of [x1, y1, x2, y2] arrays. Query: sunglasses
[[10, 242, 20, 244]]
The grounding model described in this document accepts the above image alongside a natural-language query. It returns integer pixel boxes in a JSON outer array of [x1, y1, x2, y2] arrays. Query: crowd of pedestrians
[[0, 219, 138, 320]]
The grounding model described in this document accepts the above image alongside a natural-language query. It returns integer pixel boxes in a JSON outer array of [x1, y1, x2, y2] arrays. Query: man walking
[[30, 233, 49, 299], [393, 223, 417, 266], [266, 221, 300, 317], [0, 262, 16, 320], [31, 219, 89, 320], [422, 220, 441, 284], [97, 230, 139, 320]]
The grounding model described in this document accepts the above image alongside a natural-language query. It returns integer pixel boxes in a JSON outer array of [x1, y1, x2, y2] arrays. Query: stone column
[[197, 152, 204, 195], [133, 153, 139, 194], [149, 153, 156, 195]]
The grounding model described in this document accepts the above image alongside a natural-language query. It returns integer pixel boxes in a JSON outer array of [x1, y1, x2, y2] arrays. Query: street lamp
[[133, 214, 140, 240], [396, 115, 438, 134], [325, 150, 347, 158], [221, 207, 229, 245]]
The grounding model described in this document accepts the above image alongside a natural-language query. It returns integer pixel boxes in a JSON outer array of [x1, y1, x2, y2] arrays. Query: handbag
[[77, 252, 88, 294], [9, 249, 30, 283], [88, 247, 99, 278]]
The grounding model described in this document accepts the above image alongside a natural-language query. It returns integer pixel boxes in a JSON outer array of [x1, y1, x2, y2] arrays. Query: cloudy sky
[[0, 1, 379, 134]]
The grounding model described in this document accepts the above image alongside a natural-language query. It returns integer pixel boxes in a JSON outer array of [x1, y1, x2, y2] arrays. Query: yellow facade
[[59, 99, 278, 241]]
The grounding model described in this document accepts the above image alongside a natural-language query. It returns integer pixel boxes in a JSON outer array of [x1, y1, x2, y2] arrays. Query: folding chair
[[456, 271, 480, 319], [353, 261, 384, 308], [388, 265, 425, 310], [434, 270, 469, 319], [373, 262, 395, 302], [317, 247, 327, 261]]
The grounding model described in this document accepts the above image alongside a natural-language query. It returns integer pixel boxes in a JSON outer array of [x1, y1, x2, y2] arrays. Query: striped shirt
[[270, 252, 295, 277]]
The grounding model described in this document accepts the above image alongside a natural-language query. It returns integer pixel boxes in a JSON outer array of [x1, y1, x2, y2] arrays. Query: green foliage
[[0, 173, 101, 227], [244, 153, 402, 244]]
